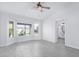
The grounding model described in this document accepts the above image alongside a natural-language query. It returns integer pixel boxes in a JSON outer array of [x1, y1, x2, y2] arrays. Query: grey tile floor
[[0, 39, 79, 57]]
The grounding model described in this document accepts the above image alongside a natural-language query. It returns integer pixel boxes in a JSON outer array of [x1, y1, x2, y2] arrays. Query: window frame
[[17, 23, 32, 36], [9, 21, 14, 38]]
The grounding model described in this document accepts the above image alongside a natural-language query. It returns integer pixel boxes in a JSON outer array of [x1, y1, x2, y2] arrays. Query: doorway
[[56, 19, 65, 44]]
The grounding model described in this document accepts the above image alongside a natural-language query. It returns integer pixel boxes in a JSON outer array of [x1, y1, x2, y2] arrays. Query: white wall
[[43, 15, 66, 43], [43, 17, 56, 43], [65, 3, 79, 49], [0, 11, 43, 46], [43, 2, 79, 50], [0, 12, 8, 46], [42, 3, 66, 43], [0, 14, 1, 40]]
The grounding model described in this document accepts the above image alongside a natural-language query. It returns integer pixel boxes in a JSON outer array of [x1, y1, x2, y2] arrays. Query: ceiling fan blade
[[42, 6, 50, 9]]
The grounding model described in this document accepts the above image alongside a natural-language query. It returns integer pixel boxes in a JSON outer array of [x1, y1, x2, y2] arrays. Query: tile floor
[[0, 39, 79, 57]]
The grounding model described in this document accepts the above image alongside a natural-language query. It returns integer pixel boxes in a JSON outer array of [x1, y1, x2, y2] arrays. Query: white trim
[[65, 43, 79, 50]]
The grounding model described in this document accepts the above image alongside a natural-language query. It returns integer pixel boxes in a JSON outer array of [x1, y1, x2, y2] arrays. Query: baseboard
[[65, 43, 79, 50], [0, 39, 42, 47]]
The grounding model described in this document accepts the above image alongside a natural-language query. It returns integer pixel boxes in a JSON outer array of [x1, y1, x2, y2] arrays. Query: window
[[25, 25, 31, 34], [9, 21, 14, 38], [17, 23, 31, 36], [34, 24, 39, 33]]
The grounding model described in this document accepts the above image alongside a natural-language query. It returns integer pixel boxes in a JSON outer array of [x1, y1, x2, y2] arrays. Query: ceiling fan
[[35, 2, 50, 12]]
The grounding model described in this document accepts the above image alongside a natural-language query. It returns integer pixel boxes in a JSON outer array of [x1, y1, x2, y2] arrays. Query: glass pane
[[26, 25, 30, 34], [17, 24, 26, 36], [17, 25, 24, 28], [9, 21, 14, 38], [34, 24, 39, 33], [17, 23, 31, 36]]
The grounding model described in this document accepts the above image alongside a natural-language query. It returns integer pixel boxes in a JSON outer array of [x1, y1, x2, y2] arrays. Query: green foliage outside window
[[9, 21, 14, 38]]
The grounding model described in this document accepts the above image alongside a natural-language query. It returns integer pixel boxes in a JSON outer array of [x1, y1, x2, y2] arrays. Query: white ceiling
[[0, 2, 78, 20]]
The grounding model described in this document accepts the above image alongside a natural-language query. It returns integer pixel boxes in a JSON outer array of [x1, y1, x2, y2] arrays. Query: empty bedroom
[[0, 2, 79, 57]]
